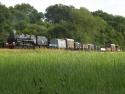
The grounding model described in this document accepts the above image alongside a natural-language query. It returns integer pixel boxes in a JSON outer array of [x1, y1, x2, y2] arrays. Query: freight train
[[4, 33, 120, 51]]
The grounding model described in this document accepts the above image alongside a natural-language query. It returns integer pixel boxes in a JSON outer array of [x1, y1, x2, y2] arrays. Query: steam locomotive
[[5, 33, 48, 49]]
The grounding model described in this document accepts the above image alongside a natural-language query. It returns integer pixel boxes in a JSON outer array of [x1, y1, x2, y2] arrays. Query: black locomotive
[[5, 33, 48, 49]]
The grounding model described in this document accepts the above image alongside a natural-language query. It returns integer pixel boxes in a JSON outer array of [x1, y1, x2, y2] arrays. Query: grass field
[[0, 49, 125, 94]]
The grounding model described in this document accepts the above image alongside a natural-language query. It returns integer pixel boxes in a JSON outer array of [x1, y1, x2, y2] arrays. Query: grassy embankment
[[0, 49, 125, 94]]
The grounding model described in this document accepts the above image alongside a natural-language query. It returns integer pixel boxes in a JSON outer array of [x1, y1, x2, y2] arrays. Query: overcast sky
[[1, 0, 125, 16]]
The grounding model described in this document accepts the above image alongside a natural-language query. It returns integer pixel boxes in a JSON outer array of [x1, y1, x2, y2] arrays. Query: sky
[[1, 0, 125, 17]]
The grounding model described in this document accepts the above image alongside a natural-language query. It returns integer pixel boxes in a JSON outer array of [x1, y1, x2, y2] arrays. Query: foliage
[[93, 10, 125, 48], [45, 4, 74, 23]]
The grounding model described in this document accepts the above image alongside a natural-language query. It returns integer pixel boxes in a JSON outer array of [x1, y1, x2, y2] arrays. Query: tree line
[[0, 3, 125, 49]]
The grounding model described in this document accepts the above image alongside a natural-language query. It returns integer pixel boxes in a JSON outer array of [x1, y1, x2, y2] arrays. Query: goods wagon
[[37, 36, 48, 47], [81, 44, 96, 51], [30, 35, 48, 47], [81, 44, 89, 51], [88, 44, 95, 51], [105, 44, 120, 51], [65, 38, 74, 49], [49, 39, 66, 49], [74, 42, 81, 50]]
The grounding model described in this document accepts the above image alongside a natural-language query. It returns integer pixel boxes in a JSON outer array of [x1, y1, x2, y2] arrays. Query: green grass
[[0, 49, 125, 94]]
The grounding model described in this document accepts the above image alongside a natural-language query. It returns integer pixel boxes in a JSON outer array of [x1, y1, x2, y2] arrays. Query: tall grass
[[0, 49, 125, 94]]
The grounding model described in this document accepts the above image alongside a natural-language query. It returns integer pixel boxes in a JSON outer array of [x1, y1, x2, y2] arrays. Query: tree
[[23, 24, 47, 36], [14, 3, 44, 23], [0, 3, 12, 43], [45, 4, 74, 23], [0, 3, 12, 32], [47, 23, 73, 39], [93, 10, 125, 48]]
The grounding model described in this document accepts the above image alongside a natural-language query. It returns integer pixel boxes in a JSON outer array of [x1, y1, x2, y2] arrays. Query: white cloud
[[84, 0, 125, 16], [1, 0, 125, 16]]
